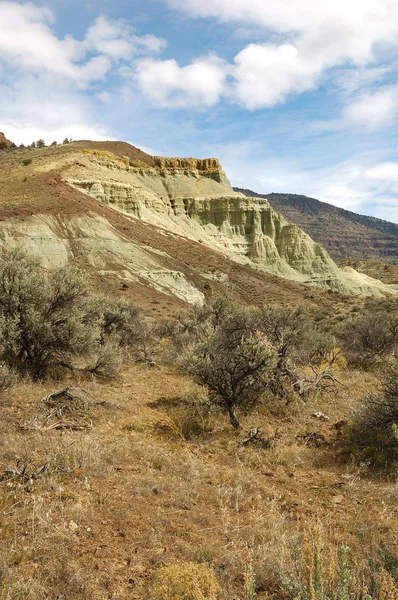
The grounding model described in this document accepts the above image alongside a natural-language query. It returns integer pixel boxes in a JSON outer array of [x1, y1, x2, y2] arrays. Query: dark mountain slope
[[234, 189, 398, 262]]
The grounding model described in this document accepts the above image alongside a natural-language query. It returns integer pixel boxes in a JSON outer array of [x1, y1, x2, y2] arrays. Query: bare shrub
[[40, 387, 92, 419], [257, 306, 336, 398], [0, 451, 47, 488]]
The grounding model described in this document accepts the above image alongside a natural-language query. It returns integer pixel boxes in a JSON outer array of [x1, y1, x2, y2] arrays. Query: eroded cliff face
[[60, 150, 397, 297], [0, 213, 204, 304]]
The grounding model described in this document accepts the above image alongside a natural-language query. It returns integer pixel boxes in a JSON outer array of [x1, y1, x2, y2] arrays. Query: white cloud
[[159, 0, 398, 110], [135, 55, 228, 107], [365, 162, 398, 182], [342, 87, 398, 129], [4, 123, 110, 147], [0, 2, 165, 143], [0, 2, 166, 87], [232, 43, 321, 109], [313, 86, 398, 131], [165, 0, 398, 54], [84, 15, 166, 61], [209, 141, 398, 221]]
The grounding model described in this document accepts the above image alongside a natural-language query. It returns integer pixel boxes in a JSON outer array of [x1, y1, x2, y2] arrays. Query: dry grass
[[0, 363, 398, 599]]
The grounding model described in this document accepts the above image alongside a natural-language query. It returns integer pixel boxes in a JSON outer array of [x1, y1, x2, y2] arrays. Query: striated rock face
[[236, 189, 398, 262], [0, 132, 12, 147], [0, 213, 204, 304], [61, 149, 398, 296]]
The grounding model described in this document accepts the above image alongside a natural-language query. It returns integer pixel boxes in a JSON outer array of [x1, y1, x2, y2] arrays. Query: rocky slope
[[0, 132, 12, 147], [235, 189, 398, 262], [0, 140, 396, 308]]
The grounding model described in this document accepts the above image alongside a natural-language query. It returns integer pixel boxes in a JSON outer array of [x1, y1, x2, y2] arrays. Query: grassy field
[[1, 360, 398, 599]]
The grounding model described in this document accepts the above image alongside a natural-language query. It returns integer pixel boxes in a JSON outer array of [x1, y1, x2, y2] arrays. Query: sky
[[1, 1, 398, 222]]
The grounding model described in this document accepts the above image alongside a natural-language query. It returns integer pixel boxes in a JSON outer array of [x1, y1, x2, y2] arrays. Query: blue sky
[[1, 0, 398, 222]]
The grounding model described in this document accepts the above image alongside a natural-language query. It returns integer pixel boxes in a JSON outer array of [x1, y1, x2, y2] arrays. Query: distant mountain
[[234, 189, 398, 262]]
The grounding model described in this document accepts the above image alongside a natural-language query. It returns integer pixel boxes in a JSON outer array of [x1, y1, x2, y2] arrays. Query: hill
[[0, 139, 396, 309], [1, 139, 398, 600], [234, 189, 398, 262]]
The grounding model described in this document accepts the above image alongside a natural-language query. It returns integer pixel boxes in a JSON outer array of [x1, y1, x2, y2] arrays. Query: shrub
[[257, 526, 398, 600], [0, 249, 108, 379], [22, 158, 32, 166], [0, 364, 18, 397], [338, 311, 398, 367], [36, 139, 45, 148], [180, 306, 277, 428], [177, 299, 336, 425], [347, 364, 398, 468], [0, 141, 7, 150], [170, 389, 214, 438], [257, 306, 335, 398], [98, 299, 160, 365], [152, 562, 220, 600], [86, 344, 122, 378]]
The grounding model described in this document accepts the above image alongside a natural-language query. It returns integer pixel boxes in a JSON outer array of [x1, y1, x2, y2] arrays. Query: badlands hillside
[[1, 139, 398, 600], [0, 139, 396, 311], [235, 188, 398, 263]]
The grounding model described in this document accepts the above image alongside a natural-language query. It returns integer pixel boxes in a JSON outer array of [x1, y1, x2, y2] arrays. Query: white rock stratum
[[61, 150, 397, 298]]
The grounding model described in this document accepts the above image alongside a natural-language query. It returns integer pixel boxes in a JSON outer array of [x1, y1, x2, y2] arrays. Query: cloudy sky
[[1, 0, 398, 222]]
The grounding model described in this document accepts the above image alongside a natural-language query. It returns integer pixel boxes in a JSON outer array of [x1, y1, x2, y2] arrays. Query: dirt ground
[[1, 362, 397, 599]]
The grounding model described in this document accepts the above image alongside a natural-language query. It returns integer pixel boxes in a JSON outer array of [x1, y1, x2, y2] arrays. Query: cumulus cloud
[[341, 87, 398, 129], [0, 2, 166, 87], [232, 43, 321, 109], [0, 1, 166, 143], [158, 0, 398, 111], [313, 86, 398, 132], [135, 55, 228, 107]]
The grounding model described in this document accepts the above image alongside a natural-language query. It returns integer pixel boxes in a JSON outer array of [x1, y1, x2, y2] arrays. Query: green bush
[[0, 249, 130, 380], [337, 311, 398, 367], [180, 305, 277, 428]]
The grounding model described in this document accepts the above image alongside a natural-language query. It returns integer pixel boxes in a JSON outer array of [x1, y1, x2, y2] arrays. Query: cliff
[[235, 189, 398, 263], [63, 146, 397, 296]]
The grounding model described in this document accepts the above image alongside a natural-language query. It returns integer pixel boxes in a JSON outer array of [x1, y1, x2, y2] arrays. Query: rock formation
[[0, 140, 396, 305], [0, 132, 12, 147], [63, 148, 397, 297]]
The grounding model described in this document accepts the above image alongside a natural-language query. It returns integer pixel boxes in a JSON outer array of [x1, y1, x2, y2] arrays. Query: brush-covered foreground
[[1, 361, 398, 600]]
